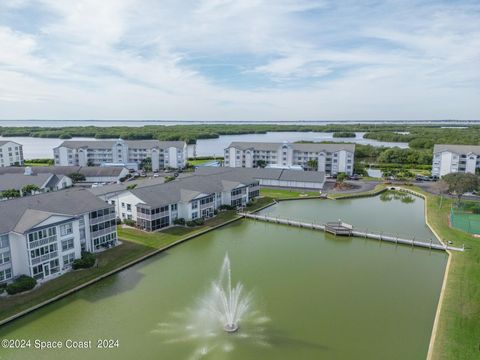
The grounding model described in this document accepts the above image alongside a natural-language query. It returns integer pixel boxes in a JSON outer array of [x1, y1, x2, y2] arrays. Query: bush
[[6, 275, 37, 295], [72, 252, 96, 270], [186, 218, 205, 227], [123, 219, 136, 226], [218, 204, 235, 211], [173, 218, 185, 225]]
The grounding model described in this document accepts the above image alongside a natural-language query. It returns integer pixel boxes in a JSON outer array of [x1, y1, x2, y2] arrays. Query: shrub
[[218, 204, 235, 211], [194, 218, 205, 226], [123, 219, 136, 226], [173, 218, 185, 225], [186, 220, 196, 227], [72, 252, 96, 270], [6, 275, 37, 295]]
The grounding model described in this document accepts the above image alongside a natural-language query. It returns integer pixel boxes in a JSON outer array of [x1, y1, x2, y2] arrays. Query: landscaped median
[[0, 210, 241, 325]]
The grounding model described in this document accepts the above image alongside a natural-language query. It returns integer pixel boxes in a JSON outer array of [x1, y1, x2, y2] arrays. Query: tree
[[442, 173, 479, 203], [1, 189, 21, 199], [68, 172, 86, 183], [139, 157, 152, 171], [21, 184, 40, 196], [431, 179, 449, 208], [336, 172, 348, 183], [307, 159, 318, 171], [256, 160, 267, 168]]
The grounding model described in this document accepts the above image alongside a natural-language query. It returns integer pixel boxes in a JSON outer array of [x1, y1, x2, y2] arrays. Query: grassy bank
[[260, 187, 320, 199], [327, 184, 386, 199], [417, 190, 480, 360]]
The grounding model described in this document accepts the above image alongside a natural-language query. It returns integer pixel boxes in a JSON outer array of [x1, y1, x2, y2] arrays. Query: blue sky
[[0, 0, 479, 120]]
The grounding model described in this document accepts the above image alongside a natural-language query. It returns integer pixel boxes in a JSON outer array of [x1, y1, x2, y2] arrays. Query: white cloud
[[0, 0, 479, 120]]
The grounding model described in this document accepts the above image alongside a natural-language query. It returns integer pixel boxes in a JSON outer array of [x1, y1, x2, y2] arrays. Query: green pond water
[[0, 195, 447, 360]]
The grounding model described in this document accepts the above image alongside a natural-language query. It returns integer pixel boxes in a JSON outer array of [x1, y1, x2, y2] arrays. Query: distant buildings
[[53, 139, 187, 170], [0, 167, 72, 198], [432, 145, 480, 177], [224, 142, 355, 176], [93, 171, 261, 231], [0, 189, 117, 284], [0, 166, 130, 184], [0, 140, 24, 167]]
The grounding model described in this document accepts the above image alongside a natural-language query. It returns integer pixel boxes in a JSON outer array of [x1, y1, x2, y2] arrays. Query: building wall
[[0, 142, 24, 167], [224, 145, 354, 175]]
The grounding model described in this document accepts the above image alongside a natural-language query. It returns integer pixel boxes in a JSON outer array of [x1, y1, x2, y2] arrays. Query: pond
[[0, 195, 447, 360]]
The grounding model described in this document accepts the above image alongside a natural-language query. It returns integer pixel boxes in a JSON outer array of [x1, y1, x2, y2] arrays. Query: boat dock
[[240, 213, 464, 252]]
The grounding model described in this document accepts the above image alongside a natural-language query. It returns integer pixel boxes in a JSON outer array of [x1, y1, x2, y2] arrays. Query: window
[[192, 202, 198, 209], [0, 251, 10, 264], [0, 268, 12, 282], [127, 204, 131, 211], [63, 253, 75, 267], [171, 203, 177, 211], [0, 234, 8, 249], [60, 223, 73, 236], [121, 202, 125, 208], [61, 238, 74, 251]]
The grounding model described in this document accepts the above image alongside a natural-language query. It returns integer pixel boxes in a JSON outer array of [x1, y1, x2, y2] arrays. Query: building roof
[[0, 173, 54, 192], [129, 171, 260, 208], [433, 144, 480, 155], [226, 141, 355, 153], [0, 188, 111, 234], [56, 139, 186, 150], [194, 166, 325, 183], [0, 166, 127, 179], [0, 140, 22, 146]]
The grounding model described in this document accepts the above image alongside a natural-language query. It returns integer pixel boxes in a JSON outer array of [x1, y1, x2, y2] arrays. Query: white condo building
[[0, 140, 24, 167], [224, 142, 355, 175], [0, 189, 117, 284], [53, 139, 187, 171], [432, 144, 480, 177]]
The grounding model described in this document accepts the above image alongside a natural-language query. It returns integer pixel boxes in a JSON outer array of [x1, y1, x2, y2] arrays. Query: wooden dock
[[240, 213, 464, 252]]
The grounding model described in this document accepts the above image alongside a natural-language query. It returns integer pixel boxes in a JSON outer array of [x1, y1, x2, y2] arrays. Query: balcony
[[31, 251, 58, 265], [29, 236, 57, 249]]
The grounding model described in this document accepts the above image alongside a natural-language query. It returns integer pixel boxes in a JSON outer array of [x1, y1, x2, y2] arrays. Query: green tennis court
[[451, 209, 480, 234]]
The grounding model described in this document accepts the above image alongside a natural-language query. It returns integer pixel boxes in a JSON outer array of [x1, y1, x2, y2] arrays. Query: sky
[[0, 0, 479, 121]]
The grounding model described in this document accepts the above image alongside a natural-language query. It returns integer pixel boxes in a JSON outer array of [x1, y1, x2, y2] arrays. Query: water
[[0, 195, 447, 359], [0, 132, 408, 160], [259, 191, 439, 243]]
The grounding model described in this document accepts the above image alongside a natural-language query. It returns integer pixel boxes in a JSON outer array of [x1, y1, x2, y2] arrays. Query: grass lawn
[[187, 158, 222, 166], [328, 183, 386, 199], [415, 189, 480, 360], [260, 187, 320, 199], [0, 241, 154, 322], [23, 162, 52, 166]]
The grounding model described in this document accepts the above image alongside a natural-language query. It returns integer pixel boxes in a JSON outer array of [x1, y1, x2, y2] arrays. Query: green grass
[[414, 189, 480, 360], [0, 241, 154, 322], [187, 158, 221, 166], [245, 197, 275, 212], [328, 184, 386, 199], [0, 210, 239, 323], [260, 187, 320, 199], [23, 162, 52, 166]]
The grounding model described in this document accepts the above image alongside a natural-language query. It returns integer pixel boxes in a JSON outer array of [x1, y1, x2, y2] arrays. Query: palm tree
[[307, 159, 318, 171]]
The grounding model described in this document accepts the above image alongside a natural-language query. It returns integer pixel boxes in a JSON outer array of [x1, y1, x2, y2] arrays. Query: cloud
[[0, 0, 479, 120]]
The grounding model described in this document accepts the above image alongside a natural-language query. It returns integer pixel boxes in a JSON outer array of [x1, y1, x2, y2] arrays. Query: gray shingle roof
[[129, 171, 259, 208], [226, 141, 355, 152], [0, 188, 111, 234], [56, 140, 186, 150], [194, 167, 325, 183], [0, 166, 127, 178], [0, 140, 22, 147], [433, 144, 480, 155], [0, 173, 54, 191]]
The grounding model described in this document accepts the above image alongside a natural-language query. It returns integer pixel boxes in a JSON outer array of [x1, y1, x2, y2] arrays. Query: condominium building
[[0, 140, 24, 167], [53, 139, 187, 170], [224, 142, 355, 175], [432, 144, 480, 177], [93, 172, 260, 231], [0, 189, 117, 284]]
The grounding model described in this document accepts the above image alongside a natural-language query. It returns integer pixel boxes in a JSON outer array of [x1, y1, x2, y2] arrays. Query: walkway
[[240, 213, 464, 252]]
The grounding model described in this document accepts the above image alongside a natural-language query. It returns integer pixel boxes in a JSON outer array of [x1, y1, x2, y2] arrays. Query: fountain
[[207, 254, 250, 333], [153, 253, 270, 357]]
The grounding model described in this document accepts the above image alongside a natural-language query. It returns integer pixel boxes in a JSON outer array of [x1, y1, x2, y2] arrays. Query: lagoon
[[0, 195, 446, 359]]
